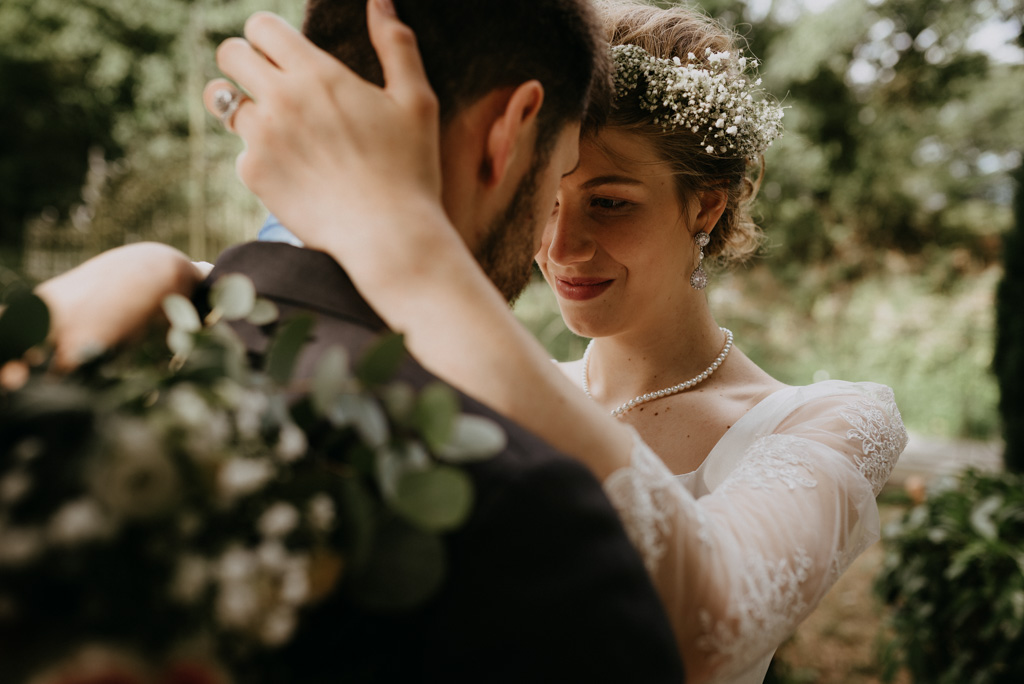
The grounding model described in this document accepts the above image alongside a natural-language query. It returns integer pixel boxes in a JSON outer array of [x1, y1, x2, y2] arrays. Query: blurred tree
[[995, 162, 1024, 472], [755, 0, 1022, 280], [0, 0, 300, 271], [0, 0, 130, 265]]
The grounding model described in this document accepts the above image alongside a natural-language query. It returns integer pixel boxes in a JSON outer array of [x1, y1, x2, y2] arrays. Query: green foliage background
[[1, 0, 1021, 440], [874, 469, 1024, 682]]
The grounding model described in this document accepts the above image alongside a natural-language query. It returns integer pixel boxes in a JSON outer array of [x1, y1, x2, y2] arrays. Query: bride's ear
[[481, 80, 545, 187], [693, 187, 728, 235]]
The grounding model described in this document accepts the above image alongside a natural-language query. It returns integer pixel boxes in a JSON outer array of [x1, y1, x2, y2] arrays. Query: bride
[[38, 1, 907, 681]]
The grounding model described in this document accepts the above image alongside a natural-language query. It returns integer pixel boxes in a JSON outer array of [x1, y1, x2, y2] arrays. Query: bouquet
[[0, 275, 503, 683]]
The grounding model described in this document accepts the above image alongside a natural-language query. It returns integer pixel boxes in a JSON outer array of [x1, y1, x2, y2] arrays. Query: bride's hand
[[35, 243, 204, 369], [203, 1, 448, 267]]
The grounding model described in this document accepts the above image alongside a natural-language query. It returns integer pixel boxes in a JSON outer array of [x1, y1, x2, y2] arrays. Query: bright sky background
[[744, 0, 1023, 63]]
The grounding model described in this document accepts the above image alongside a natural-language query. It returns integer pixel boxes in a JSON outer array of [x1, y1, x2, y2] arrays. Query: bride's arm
[[34, 242, 204, 368], [206, 6, 632, 479]]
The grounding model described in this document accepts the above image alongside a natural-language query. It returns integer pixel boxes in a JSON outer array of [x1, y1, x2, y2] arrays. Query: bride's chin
[[560, 312, 608, 341]]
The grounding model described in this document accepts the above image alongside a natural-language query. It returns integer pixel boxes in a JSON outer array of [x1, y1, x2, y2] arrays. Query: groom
[[39, 0, 684, 681]]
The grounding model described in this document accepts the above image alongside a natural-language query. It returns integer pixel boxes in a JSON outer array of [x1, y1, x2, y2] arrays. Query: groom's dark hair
[[303, 0, 612, 156]]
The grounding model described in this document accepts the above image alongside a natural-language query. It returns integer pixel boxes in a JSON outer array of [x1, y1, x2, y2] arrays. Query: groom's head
[[303, 0, 611, 301]]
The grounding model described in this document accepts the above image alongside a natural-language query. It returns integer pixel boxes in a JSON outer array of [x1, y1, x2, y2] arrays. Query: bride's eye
[[591, 197, 630, 210]]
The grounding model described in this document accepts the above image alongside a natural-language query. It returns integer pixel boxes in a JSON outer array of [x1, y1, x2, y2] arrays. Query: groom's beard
[[474, 157, 543, 305]]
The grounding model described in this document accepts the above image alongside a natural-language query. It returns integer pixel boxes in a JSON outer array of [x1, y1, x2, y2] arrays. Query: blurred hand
[[204, 1, 444, 263], [35, 243, 203, 369]]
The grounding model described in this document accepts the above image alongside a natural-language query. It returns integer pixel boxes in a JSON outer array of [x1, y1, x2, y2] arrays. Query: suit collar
[[207, 242, 388, 331]]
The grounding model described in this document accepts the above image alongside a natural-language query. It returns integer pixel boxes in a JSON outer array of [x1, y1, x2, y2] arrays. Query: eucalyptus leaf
[[0, 291, 50, 365], [265, 314, 315, 386], [161, 294, 201, 333], [206, 321, 249, 382], [373, 441, 430, 501], [351, 396, 389, 449], [355, 333, 406, 386], [434, 414, 506, 463], [166, 327, 195, 357], [209, 273, 257, 321], [374, 445, 403, 499], [381, 382, 415, 423], [411, 382, 458, 451], [391, 465, 473, 533], [348, 517, 445, 611], [246, 298, 279, 326], [402, 441, 431, 472], [312, 346, 350, 416], [324, 393, 389, 449]]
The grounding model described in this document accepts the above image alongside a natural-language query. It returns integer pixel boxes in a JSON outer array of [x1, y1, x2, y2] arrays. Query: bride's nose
[[542, 202, 596, 266]]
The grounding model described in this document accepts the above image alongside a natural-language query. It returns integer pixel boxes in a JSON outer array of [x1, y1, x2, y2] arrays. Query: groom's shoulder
[[202, 241, 360, 304]]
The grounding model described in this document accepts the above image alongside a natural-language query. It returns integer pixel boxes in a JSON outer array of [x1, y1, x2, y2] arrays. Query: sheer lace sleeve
[[602, 383, 907, 683]]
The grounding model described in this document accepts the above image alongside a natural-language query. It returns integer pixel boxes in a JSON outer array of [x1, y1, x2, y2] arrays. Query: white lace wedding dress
[[602, 379, 908, 684]]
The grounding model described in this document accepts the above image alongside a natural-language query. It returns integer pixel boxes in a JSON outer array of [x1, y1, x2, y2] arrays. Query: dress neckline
[[677, 379, 870, 486], [679, 383, 796, 478]]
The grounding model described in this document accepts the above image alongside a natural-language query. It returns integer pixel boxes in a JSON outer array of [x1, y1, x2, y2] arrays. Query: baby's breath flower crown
[[612, 43, 784, 158]]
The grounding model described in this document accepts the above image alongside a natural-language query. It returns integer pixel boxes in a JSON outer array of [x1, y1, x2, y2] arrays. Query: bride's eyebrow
[[580, 175, 643, 189]]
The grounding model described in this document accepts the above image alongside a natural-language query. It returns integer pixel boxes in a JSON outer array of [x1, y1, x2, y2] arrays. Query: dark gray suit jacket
[[199, 242, 684, 683]]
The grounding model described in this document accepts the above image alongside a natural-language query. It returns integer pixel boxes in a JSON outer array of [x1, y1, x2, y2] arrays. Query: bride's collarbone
[[623, 380, 781, 474], [620, 391, 734, 474]]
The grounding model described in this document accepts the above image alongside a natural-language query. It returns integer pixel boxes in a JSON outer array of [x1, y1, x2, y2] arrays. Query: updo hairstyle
[[597, 1, 767, 266]]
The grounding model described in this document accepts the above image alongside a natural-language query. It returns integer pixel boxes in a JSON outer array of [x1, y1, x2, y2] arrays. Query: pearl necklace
[[582, 327, 734, 418]]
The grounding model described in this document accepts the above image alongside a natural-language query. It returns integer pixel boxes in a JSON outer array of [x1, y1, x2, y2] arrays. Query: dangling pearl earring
[[690, 231, 710, 290]]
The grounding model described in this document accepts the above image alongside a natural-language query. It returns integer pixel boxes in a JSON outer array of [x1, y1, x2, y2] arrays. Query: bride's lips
[[554, 276, 614, 301]]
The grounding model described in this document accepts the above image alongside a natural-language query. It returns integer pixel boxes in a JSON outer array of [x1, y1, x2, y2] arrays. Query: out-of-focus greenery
[[2, 0, 1021, 439], [874, 469, 1024, 682], [0, 0, 302, 268]]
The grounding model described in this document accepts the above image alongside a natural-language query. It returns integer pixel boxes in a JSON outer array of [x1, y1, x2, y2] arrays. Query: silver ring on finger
[[213, 87, 248, 131]]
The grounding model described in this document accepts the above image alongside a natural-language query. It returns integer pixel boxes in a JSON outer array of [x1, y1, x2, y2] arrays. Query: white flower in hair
[[612, 44, 785, 158]]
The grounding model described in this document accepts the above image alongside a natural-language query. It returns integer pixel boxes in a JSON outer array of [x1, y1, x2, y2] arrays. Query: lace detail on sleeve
[[839, 386, 908, 496], [717, 434, 818, 493], [602, 435, 683, 575], [697, 547, 814, 663]]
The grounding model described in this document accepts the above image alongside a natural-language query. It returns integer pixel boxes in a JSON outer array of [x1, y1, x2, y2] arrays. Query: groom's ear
[[480, 80, 545, 187]]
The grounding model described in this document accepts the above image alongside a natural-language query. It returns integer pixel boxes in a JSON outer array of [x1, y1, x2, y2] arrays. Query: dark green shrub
[[874, 469, 1024, 683], [995, 162, 1024, 472]]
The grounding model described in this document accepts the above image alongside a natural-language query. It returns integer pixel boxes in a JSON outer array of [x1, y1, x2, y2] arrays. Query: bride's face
[[536, 128, 699, 338]]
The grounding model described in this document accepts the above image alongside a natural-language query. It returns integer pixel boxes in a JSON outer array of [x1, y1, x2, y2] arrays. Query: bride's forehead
[[579, 129, 666, 171]]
